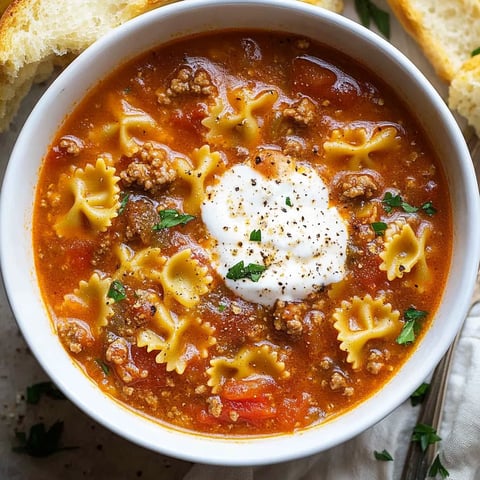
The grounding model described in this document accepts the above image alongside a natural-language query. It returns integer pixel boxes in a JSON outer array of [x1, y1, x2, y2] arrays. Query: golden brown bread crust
[[388, 0, 480, 83], [0, 0, 176, 131], [387, 0, 451, 81]]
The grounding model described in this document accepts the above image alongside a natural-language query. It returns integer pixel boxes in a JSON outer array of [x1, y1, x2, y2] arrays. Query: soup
[[33, 30, 452, 435]]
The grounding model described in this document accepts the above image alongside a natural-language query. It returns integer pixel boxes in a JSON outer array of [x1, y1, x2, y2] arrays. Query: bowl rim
[[1, 0, 479, 466]]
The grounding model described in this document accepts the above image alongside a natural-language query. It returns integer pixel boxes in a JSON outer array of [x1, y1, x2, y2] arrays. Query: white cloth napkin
[[183, 312, 480, 479]]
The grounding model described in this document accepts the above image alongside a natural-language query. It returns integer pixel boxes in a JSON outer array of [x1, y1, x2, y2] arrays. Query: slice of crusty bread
[[0, 0, 343, 133], [387, 0, 480, 83], [449, 55, 480, 137], [0, 0, 177, 132]]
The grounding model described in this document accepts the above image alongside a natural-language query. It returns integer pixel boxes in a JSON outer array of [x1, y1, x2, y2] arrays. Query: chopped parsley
[[355, 0, 390, 38], [428, 453, 450, 478], [382, 192, 436, 216], [396, 307, 428, 345], [107, 280, 126, 302], [374, 449, 393, 461], [382, 192, 417, 213], [13, 421, 77, 457], [371, 221, 388, 236], [118, 192, 130, 215], [95, 359, 110, 376], [472, 47, 480, 57], [410, 382, 430, 406], [26, 382, 65, 404], [226, 261, 267, 282], [421, 201, 437, 216], [285, 196, 293, 207], [218, 303, 227, 312], [412, 423, 441, 452], [153, 209, 195, 230], [249, 229, 262, 242]]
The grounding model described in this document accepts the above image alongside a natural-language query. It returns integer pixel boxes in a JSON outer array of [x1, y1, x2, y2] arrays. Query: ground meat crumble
[[157, 67, 216, 104], [119, 142, 177, 193]]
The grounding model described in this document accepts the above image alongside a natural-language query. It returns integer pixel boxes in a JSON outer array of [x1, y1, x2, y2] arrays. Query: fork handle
[[400, 333, 460, 480]]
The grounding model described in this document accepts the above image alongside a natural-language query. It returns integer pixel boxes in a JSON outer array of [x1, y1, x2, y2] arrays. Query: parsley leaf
[[428, 453, 450, 478], [410, 382, 430, 406], [13, 421, 77, 457], [382, 192, 402, 213], [412, 423, 441, 452], [396, 307, 428, 345], [354, 0, 390, 38], [374, 449, 393, 461], [226, 261, 267, 282], [421, 201, 437, 216], [285, 196, 293, 207], [118, 192, 130, 215], [371, 221, 387, 236], [249, 229, 262, 242], [382, 192, 418, 213], [405, 307, 428, 322], [472, 47, 480, 57], [382, 192, 436, 216], [95, 359, 110, 376], [26, 382, 65, 405], [153, 209, 195, 230], [107, 280, 126, 302]]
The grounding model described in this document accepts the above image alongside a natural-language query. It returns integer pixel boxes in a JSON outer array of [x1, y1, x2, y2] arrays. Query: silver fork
[[401, 133, 480, 479], [400, 272, 480, 479]]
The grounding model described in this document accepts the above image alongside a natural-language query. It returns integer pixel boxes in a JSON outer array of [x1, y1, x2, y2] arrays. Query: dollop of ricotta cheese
[[201, 163, 348, 306]]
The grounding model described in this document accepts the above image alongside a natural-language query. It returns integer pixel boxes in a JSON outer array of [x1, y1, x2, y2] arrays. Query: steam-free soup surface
[[33, 30, 451, 435]]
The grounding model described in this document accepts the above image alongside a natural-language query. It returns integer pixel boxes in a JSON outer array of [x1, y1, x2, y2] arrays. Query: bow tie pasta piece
[[54, 157, 120, 237], [379, 222, 431, 292], [207, 344, 290, 394], [333, 295, 401, 369], [160, 248, 213, 308], [137, 302, 216, 374], [89, 99, 162, 157], [114, 244, 167, 285], [61, 272, 114, 332], [202, 87, 278, 146], [323, 126, 399, 170], [174, 145, 224, 213]]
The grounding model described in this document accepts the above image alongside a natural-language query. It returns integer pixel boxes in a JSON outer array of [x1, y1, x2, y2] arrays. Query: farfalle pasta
[[379, 222, 432, 292], [61, 272, 113, 332], [136, 302, 216, 374], [207, 344, 289, 393], [202, 86, 278, 146], [323, 125, 399, 170], [333, 295, 402, 369], [54, 157, 120, 237], [174, 145, 223, 213], [160, 248, 213, 308], [33, 31, 452, 436]]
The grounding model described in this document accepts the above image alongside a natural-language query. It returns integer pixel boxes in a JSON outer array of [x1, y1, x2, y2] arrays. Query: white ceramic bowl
[[1, 0, 479, 466]]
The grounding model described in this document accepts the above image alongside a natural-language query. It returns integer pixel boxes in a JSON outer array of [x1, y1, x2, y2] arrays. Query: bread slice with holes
[[449, 54, 480, 137], [387, 0, 480, 82], [0, 0, 343, 133]]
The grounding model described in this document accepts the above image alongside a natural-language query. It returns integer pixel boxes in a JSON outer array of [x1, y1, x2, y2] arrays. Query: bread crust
[[387, 0, 480, 83], [449, 54, 480, 137], [0, 0, 173, 131]]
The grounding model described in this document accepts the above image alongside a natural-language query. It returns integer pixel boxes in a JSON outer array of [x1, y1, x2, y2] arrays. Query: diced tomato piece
[[221, 377, 277, 401], [276, 393, 313, 431], [170, 104, 207, 135], [292, 55, 362, 106], [66, 240, 94, 273]]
